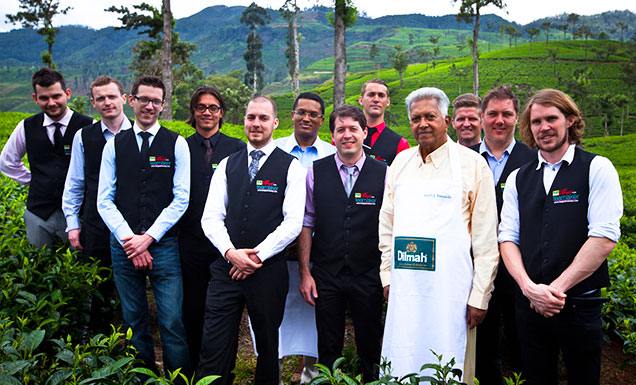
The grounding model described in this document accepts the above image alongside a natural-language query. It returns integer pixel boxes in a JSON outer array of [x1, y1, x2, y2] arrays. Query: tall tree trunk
[[472, 8, 480, 96], [291, 10, 300, 96], [333, 0, 346, 108], [161, 0, 173, 120]]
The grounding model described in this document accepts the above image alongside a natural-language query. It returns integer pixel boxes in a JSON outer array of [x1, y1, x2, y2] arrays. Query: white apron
[[249, 261, 318, 359], [381, 142, 473, 381]]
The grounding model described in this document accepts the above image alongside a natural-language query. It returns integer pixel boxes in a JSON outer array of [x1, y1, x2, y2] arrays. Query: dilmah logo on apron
[[64, 144, 71, 156], [256, 179, 279, 193], [149, 155, 171, 168], [552, 188, 579, 204], [394, 236, 436, 271], [354, 192, 377, 205]]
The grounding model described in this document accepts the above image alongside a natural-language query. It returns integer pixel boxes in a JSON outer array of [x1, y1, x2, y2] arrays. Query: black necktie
[[53, 122, 64, 155], [139, 131, 151, 166], [203, 138, 214, 167], [365, 126, 377, 147]]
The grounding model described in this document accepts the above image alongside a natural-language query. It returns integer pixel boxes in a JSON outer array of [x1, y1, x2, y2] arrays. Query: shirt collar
[[420, 137, 450, 168], [247, 139, 276, 157], [43, 108, 73, 128], [368, 121, 386, 134], [133, 121, 161, 137], [100, 115, 132, 134], [480, 138, 516, 159], [288, 134, 319, 153], [335, 152, 366, 171], [536, 143, 576, 170]]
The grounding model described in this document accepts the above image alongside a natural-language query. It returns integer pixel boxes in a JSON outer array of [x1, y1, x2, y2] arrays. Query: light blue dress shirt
[[479, 139, 516, 184], [97, 122, 190, 244], [275, 134, 336, 168], [62, 119, 132, 231]]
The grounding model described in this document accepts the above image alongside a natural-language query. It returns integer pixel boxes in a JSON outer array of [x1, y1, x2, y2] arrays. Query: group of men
[[0, 68, 622, 385]]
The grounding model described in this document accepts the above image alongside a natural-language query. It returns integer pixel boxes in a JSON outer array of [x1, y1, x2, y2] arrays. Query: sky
[[1, 0, 635, 33]]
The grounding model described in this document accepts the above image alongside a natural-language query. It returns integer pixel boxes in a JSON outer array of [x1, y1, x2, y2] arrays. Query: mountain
[[0, 5, 634, 112]]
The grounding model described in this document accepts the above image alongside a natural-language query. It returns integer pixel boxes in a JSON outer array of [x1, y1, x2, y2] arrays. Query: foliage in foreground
[[309, 352, 526, 385]]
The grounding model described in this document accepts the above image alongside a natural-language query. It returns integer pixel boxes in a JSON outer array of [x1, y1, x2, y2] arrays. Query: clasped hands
[[225, 248, 262, 280], [523, 281, 567, 318], [122, 234, 155, 270]]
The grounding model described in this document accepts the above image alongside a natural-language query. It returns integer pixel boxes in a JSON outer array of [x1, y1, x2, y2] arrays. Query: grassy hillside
[[271, 40, 633, 139]]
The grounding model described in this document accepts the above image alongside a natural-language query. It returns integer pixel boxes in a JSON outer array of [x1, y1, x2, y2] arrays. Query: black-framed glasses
[[293, 109, 322, 119], [133, 95, 163, 107], [195, 104, 222, 113]]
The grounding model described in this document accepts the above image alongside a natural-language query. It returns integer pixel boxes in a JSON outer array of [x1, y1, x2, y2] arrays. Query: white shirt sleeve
[[255, 158, 307, 261], [96, 139, 134, 244], [588, 156, 622, 242], [62, 130, 85, 231], [201, 157, 234, 258], [0, 120, 31, 185], [498, 169, 520, 245]]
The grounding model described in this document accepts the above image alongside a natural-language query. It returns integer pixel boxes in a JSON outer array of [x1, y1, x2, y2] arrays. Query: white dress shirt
[[499, 144, 623, 244], [201, 139, 307, 262], [0, 108, 76, 185], [97, 121, 191, 244], [62, 118, 132, 231]]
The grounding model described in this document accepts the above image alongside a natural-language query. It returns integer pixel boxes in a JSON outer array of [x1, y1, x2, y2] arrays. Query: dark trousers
[[475, 271, 520, 385], [515, 294, 603, 385], [179, 240, 218, 368], [313, 265, 383, 382], [197, 255, 288, 385], [81, 228, 116, 334]]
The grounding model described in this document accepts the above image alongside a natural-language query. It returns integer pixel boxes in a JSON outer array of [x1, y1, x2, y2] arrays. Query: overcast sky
[[1, 0, 635, 32]]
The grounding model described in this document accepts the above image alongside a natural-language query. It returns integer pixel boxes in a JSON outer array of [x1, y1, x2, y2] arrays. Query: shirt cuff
[[380, 270, 391, 287], [65, 215, 80, 232], [468, 290, 490, 310], [145, 226, 164, 243], [113, 226, 135, 246]]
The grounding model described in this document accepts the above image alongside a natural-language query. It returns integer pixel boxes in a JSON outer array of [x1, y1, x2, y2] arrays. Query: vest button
[[242, 218, 248, 222], [244, 204, 249, 208], [543, 241, 549, 247], [346, 217, 351, 221], [246, 192, 250, 196]]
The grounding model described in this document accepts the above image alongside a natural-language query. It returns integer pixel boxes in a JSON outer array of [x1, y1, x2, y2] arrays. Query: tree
[[280, 0, 300, 96], [505, 25, 517, 47], [241, 2, 270, 94], [576, 25, 592, 60], [454, 0, 505, 95], [6, 0, 71, 68], [612, 94, 629, 136], [556, 24, 568, 40], [527, 28, 540, 43], [161, 0, 173, 119], [567, 13, 579, 39], [392, 45, 408, 88], [541, 21, 551, 44], [369, 43, 380, 75], [417, 47, 432, 72], [449, 63, 469, 93], [206, 72, 252, 124], [617, 21, 628, 42], [332, 0, 356, 108], [107, 2, 197, 117]]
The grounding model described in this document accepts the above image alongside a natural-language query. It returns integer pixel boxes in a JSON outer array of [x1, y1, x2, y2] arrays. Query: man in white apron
[[379, 87, 500, 385]]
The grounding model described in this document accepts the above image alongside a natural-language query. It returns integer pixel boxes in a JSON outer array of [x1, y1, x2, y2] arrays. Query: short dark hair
[[360, 79, 389, 97], [293, 92, 325, 115], [481, 86, 519, 114], [90, 76, 125, 98], [329, 105, 367, 133], [249, 95, 277, 117], [187, 86, 226, 128], [452, 93, 481, 117], [131, 76, 165, 100], [32, 68, 66, 92]]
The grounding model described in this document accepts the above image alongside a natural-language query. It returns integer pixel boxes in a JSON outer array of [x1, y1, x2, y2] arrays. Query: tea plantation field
[[0, 111, 634, 382]]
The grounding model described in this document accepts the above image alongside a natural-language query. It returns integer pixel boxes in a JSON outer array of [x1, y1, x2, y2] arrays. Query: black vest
[[81, 121, 133, 237], [24, 111, 93, 219], [114, 127, 178, 237], [364, 126, 403, 166], [311, 155, 387, 275], [517, 147, 608, 295], [471, 141, 536, 217], [178, 132, 245, 254], [224, 147, 294, 263]]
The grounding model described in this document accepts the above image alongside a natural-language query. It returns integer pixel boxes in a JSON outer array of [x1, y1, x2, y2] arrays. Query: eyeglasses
[[293, 109, 322, 120], [195, 104, 222, 113], [133, 95, 163, 107]]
